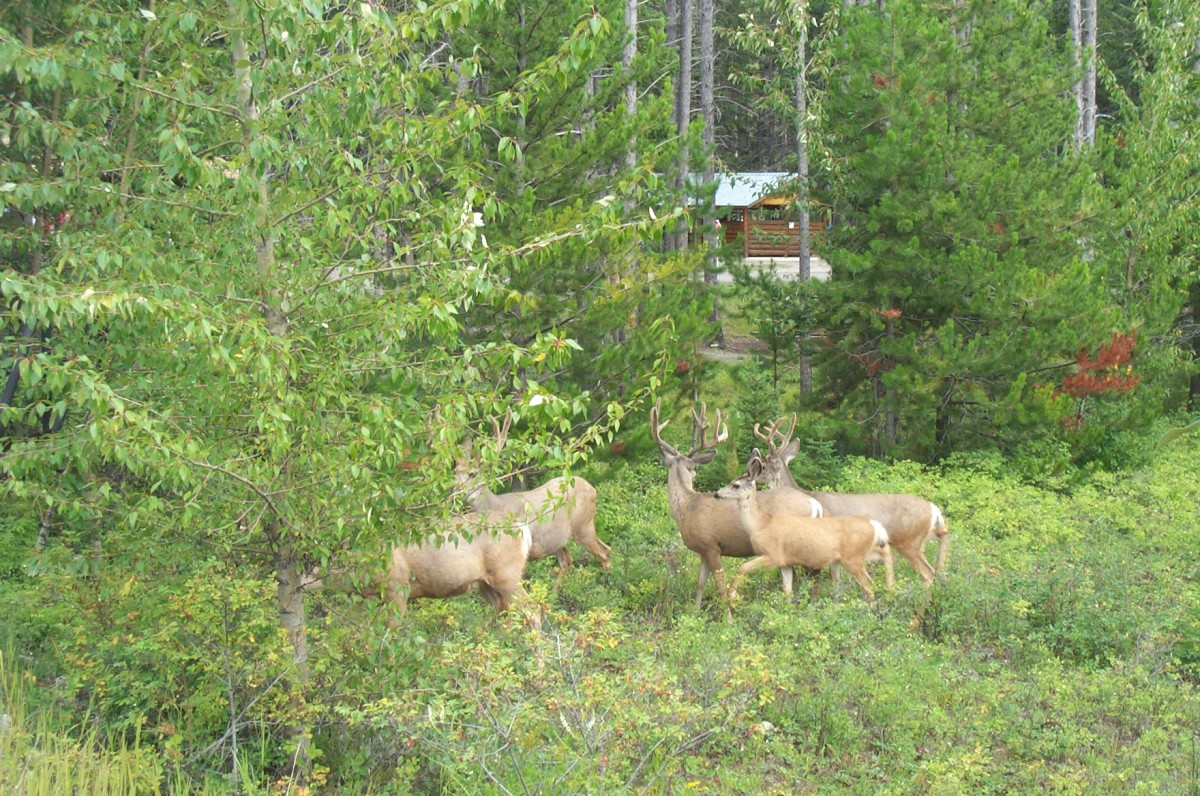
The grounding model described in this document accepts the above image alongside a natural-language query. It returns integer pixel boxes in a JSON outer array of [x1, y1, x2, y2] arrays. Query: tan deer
[[456, 414, 611, 587], [717, 451, 889, 602], [372, 511, 540, 627], [754, 415, 949, 587], [650, 400, 824, 610]]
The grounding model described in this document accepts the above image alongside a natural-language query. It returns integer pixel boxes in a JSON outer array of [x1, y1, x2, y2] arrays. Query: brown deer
[[754, 415, 949, 587], [456, 413, 610, 587], [716, 451, 889, 602], [373, 511, 540, 627], [650, 400, 824, 610]]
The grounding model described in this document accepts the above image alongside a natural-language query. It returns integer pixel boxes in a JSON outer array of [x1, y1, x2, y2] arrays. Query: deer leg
[[552, 547, 573, 590], [882, 543, 897, 588], [477, 582, 508, 613], [840, 560, 876, 603], [697, 549, 732, 609], [510, 584, 542, 630], [779, 565, 795, 597], [573, 519, 612, 569], [384, 583, 409, 629], [934, 530, 950, 578], [830, 562, 844, 596], [695, 557, 712, 610], [732, 555, 775, 600], [894, 542, 936, 585]]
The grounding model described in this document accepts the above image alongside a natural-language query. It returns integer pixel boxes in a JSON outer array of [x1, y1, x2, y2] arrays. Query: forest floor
[[712, 254, 832, 284], [702, 254, 829, 362], [698, 333, 768, 364]]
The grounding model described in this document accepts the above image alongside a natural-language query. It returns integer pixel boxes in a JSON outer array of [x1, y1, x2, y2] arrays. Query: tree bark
[[1082, 0, 1097, 145], [795, 0, 812, 394], [698, 0, 722, 341], [1069, 0, 1085, 149], [624, 0, 638, 175], [672, 0, 693, 253], [229, 2, 310, 781], [1189, 282, 1200, 412]]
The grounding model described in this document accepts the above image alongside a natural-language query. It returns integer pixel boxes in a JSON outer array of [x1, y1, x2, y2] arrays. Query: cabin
[[695, 172, 828, 258]]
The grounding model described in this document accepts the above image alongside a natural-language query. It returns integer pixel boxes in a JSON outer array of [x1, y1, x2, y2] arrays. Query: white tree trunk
[[1082, 0, 1097, 145], [624, 0, 638, 174], [1070, 0, 1085, 149], [673, 0, 692, 253], [795, 0, 812, 394]]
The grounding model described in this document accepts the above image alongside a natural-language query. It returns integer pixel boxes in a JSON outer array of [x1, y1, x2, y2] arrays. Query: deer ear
[[692, 449, 718, 466], [746, 453, 763, 478], [783, 438, 800, 461]]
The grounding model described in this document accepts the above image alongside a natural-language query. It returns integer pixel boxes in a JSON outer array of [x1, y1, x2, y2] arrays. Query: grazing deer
[[650, 400, 823, 610], [717, 451, 889, 602], [373, 511, 541, 627], [754, 415, 950, 587], [456, 414, 611, 587]]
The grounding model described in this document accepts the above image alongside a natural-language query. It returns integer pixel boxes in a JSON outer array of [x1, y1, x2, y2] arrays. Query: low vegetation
[[4, 416, 1200, 794]]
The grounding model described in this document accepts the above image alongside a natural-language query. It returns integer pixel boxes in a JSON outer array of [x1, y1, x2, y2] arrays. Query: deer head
[[752, 414, 801, 489], [650, 399, 728, 490]]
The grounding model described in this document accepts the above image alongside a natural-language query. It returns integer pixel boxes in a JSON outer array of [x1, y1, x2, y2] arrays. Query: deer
[[716, 451, 889, 603], [456, 413, 611, 587], [753, 415, 950, 587], [650, 399, 825, 610], [372, 510, 541, 628]]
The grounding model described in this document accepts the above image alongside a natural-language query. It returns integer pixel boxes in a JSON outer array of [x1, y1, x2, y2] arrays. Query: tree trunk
[[698, 0, 721, 342], [795, 0, 812, 395], [1082, 0, 1097, 146], [617, 0, 638, 348], [229, 2, 310, 781], [1190, 282, 1200, 411], [672, 0, 693, 253], [624, 0, 638, 176], [1069, 0, 1085, 149]]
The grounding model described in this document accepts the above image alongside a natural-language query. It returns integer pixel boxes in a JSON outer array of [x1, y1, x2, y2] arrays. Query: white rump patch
[[870, 519, 889, 546], [809, 497, 824, 518], [519, 523, 533, 556], [930, 504, 946, 532]]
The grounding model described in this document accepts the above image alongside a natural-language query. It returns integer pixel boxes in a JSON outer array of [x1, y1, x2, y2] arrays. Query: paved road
[[712, 255, 831, 284]]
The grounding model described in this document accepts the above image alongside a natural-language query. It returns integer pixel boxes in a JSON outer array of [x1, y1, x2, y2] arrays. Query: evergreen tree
[[817, 0, 1118, 458]]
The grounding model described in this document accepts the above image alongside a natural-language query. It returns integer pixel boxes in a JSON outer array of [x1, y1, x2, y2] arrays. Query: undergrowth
[[2, 429, 1200, 793]]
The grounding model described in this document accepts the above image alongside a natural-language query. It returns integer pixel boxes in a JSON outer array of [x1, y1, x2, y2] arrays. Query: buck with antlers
[[716, 451, 889, 602], [456, 412, 611, 587], [650, 400, 824, 609], [754, 415, 949, 587]]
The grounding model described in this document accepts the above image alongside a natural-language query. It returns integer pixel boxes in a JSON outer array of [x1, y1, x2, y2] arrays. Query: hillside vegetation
[[4, 416, 1200, 794]]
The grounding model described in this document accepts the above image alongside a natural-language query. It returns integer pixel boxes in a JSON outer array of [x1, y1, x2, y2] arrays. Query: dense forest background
[[3, 0, 1200, 793]]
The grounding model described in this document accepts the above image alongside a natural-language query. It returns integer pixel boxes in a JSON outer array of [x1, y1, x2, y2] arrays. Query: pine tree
[[817, 0, 1119, 457]]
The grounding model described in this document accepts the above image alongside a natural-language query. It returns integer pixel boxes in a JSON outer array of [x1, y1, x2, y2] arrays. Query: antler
[[651, 399, 728, 461], [753, 414, 796, 456], [489, 408, 513, 452], [689, 403, 728, 458], [650, 399, 681, 458]]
